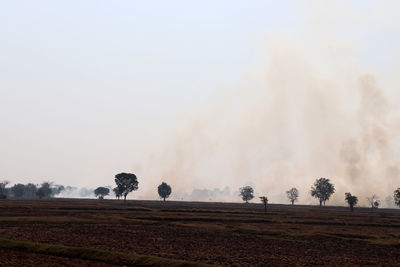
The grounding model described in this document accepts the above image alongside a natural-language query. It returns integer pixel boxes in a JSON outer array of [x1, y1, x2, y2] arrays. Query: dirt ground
[[0, 248, 118, 267], [0, 199, 399, 266]]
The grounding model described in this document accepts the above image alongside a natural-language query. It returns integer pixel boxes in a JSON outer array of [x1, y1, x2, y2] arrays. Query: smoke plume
[[130, 2, 400, 207], [136, 42, 400, 207]]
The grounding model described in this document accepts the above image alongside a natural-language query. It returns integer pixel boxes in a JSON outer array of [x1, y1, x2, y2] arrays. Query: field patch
[[0, 199, 399, 266]]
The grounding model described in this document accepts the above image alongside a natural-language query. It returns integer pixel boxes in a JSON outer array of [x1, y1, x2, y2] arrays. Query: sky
[[1, 1, 400, 205]]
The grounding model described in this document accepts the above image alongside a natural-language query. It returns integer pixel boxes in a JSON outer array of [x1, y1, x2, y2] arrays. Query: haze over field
[[1, 1, 400, 205]]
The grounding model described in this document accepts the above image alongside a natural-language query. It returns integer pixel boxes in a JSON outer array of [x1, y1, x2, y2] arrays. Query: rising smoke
[[120, 2, 400, 207], [58, 186, 96, 198], [136, 38, 400, 207]]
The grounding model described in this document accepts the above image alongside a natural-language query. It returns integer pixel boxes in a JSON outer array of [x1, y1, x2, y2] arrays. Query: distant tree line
[[0, 182, 65, 199], [237, 178, 400, 212], [3, 173, 400, 212]]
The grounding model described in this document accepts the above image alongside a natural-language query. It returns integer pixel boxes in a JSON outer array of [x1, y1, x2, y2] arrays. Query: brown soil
[[0, 199, 399, 266], [0, 248, 117, 266]]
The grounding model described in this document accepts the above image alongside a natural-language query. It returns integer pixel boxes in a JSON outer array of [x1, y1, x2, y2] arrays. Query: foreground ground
[[0, 199, 399, 266]]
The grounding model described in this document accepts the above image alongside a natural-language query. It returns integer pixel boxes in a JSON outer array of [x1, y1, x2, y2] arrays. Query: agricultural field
[[0, 199, 399, 266]]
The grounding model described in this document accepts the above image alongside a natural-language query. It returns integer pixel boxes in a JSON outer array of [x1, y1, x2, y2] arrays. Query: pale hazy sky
[[1, 1, 399, 201]]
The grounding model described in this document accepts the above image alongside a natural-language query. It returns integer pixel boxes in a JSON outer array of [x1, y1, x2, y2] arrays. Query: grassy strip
[[0, 238, 214, 267]]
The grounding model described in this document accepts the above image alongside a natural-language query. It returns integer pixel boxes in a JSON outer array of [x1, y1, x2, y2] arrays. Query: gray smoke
[[58, 186, 95, 198], [136, 46, 400, 207], [133, 3, 400, 207], [172, 186, 233, 202]]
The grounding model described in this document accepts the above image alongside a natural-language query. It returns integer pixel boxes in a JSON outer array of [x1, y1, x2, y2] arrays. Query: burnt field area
[[0, 199, 399, 266]]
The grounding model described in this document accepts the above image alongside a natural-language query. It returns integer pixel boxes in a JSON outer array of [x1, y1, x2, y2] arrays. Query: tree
[[114, 173, 139, 202], [51, 185, 65, 196], [36, 182, 52, 199], [394, 188, 400, 208], [94, 187, 110, 199], [310, 178, 335, 206], [239, 186, 254, 203], [286, 188, 299, 205], [24, 183, 38, 198], [113, 187, 122, 200], [366, 195, 380, 210], [0, 181, 9, 199], [259, 196, 268, 212], [11, 184, 25, 198], [345, 192, 358, 212], [10, 183, 38, 198], [158, 182, 172, 201]]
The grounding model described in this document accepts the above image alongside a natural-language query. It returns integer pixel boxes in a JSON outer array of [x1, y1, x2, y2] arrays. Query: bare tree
[[366, 195, 380, 210], [286, 188, 299, 205]]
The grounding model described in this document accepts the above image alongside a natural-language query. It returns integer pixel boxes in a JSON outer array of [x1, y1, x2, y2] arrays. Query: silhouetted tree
[[259, 196, 268, 212], [345, 192, 358, 212], [0, 182, 9, 199], [310, 178, 335, 206], [394, 188, 400, 208], [239, 186, 254, 203], [366, 195, 380, 210], [94, 187, 110, 199], [51, 185, 65, 196], [36, 182, 52, 199], [286, 188, 299, 205], [158, 182, 172, 201], [11, 184, 25, 198], [24, 183, 38, 198], [114, 173, 139, 202], [113, 187, 122, 200]]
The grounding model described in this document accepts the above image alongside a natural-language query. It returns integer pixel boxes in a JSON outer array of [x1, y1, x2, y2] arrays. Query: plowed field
[[0, 199, 399, 266]]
